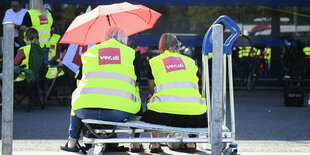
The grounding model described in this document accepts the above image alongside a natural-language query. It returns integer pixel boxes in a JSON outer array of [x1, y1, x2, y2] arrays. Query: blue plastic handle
[[202, 15, 241, 56]]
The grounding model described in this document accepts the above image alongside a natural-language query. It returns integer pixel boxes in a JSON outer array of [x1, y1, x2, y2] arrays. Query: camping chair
[[44, 65, 76, 106], [14, 45, 47, 112]]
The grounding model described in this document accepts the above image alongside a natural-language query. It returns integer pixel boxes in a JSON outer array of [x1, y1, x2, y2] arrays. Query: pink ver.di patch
[[163, 56, 186, 73], [98, 48, 121, 65], [39, 15, 48, 25]]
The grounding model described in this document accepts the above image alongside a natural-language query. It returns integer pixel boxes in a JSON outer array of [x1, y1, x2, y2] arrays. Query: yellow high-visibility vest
[[48, 34, 61, 61], [14, 45, 31, 82], [28, 10, 53, 48], [45, 65, 64, 79], [264, 48, 271, 63], [238, 46, 251, 58], [72, 38, 141, 115], [148, 50, 206, 115], [303, 47, 310, 57]]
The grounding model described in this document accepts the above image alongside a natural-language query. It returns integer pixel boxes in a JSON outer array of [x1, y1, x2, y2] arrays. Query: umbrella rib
[[83, 15, 100, 45], [124, 10, 151, 25], [109, 14, 117, 26]]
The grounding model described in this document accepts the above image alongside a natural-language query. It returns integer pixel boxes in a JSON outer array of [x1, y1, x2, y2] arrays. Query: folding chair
[[14, 45, 47, 112], [44, 65, 76, 106]]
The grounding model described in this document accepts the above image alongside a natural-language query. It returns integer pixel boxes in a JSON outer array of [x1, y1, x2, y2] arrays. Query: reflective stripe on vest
[[154, 81, 199, 94], [15, 72, 26, 82], [83, 72, 136, 87], [38, 30, 50, 34], [28, 10, 53, 48], [153, 95, 205, 105], [148, 51, 206, 115], [49, 52, 55, 57], [72, 38, 141, 115], [76, 87, 140, 103], [39, 38, 50, 42]]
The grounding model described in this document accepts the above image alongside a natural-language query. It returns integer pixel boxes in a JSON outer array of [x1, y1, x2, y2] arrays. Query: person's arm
[[133, 52, 141, 86], [75, 64, 83, 86], [14, 49, 26, 66], [18, 12, 31, 46], [146, 60, 154, 103]]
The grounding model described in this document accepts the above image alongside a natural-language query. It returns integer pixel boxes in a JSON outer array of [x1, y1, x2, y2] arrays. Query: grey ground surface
[[1, 88, 310, 154]]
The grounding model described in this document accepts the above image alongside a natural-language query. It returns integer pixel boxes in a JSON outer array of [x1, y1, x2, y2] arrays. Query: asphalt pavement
[[1, 88, 310, 154]]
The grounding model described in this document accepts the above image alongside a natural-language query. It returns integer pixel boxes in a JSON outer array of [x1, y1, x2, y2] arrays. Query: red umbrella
[[249, 24, 271, 34], [59, 2, 161, 45]]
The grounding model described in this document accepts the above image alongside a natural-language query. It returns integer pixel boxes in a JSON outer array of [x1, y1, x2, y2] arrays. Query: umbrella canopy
[[60, 2, 161, 45], [249, 24, 271, 34]]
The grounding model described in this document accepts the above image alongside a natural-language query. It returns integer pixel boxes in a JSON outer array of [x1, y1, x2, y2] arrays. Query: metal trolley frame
[[82, 15, 240, 155]]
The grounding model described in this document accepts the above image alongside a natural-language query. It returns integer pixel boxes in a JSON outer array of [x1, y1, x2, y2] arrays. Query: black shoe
[[130, 144, 144, 152], [60, 141, 79, 152], [149, 143, 163, 153]]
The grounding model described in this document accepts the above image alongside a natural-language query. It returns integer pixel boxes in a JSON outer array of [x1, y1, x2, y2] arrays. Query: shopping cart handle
[[202, 15, 240, 56]]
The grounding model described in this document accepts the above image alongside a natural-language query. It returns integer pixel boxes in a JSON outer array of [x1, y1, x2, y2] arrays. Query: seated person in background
[[14, 28, 44, 82], [140, 33, 207, 153], [60, 26, 141, 152]]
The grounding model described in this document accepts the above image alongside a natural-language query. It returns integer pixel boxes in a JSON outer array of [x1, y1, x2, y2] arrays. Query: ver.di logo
[[98, 48, 121, 65], [163, 56, 186, 73], [39, 15, 48, 25]]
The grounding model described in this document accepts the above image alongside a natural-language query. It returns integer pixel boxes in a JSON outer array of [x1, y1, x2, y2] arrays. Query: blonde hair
[[158, 33, 180, 53], [29, 0, 47, 15], [25, 28, 40, 46], [104, 26, 128, 45]]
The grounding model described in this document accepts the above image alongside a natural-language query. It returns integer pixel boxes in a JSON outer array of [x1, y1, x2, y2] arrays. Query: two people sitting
[[60, 27, 207, 153]]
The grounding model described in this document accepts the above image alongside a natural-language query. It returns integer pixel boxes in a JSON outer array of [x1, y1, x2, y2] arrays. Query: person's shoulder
[[5, 8, 13, 13], [109, 39, 135, 52], [19, 8, 28, 14], [149, 54, 162, 63], [17, 45, 32, 52], [46, 10, 52, 16], [4, 9, 15, 16]]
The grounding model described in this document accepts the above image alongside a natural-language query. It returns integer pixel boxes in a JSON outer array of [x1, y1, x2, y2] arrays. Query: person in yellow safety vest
[[303, 47, 310, 75], [48, 33, 61, 63], [238, 46, 252, 58], [19, 0, 54, 49], [60, 26, 141, 152], [45, 33, 64, 79], [140, 33, 207, 153], [14, 28, 44, 82], [251, 45, 271, 64], [303, 47, 310, 59]]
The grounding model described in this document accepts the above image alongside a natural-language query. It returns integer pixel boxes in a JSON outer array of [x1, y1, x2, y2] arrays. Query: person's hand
[[58, 61, 63, 66], [146, 94, 152, 104]]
